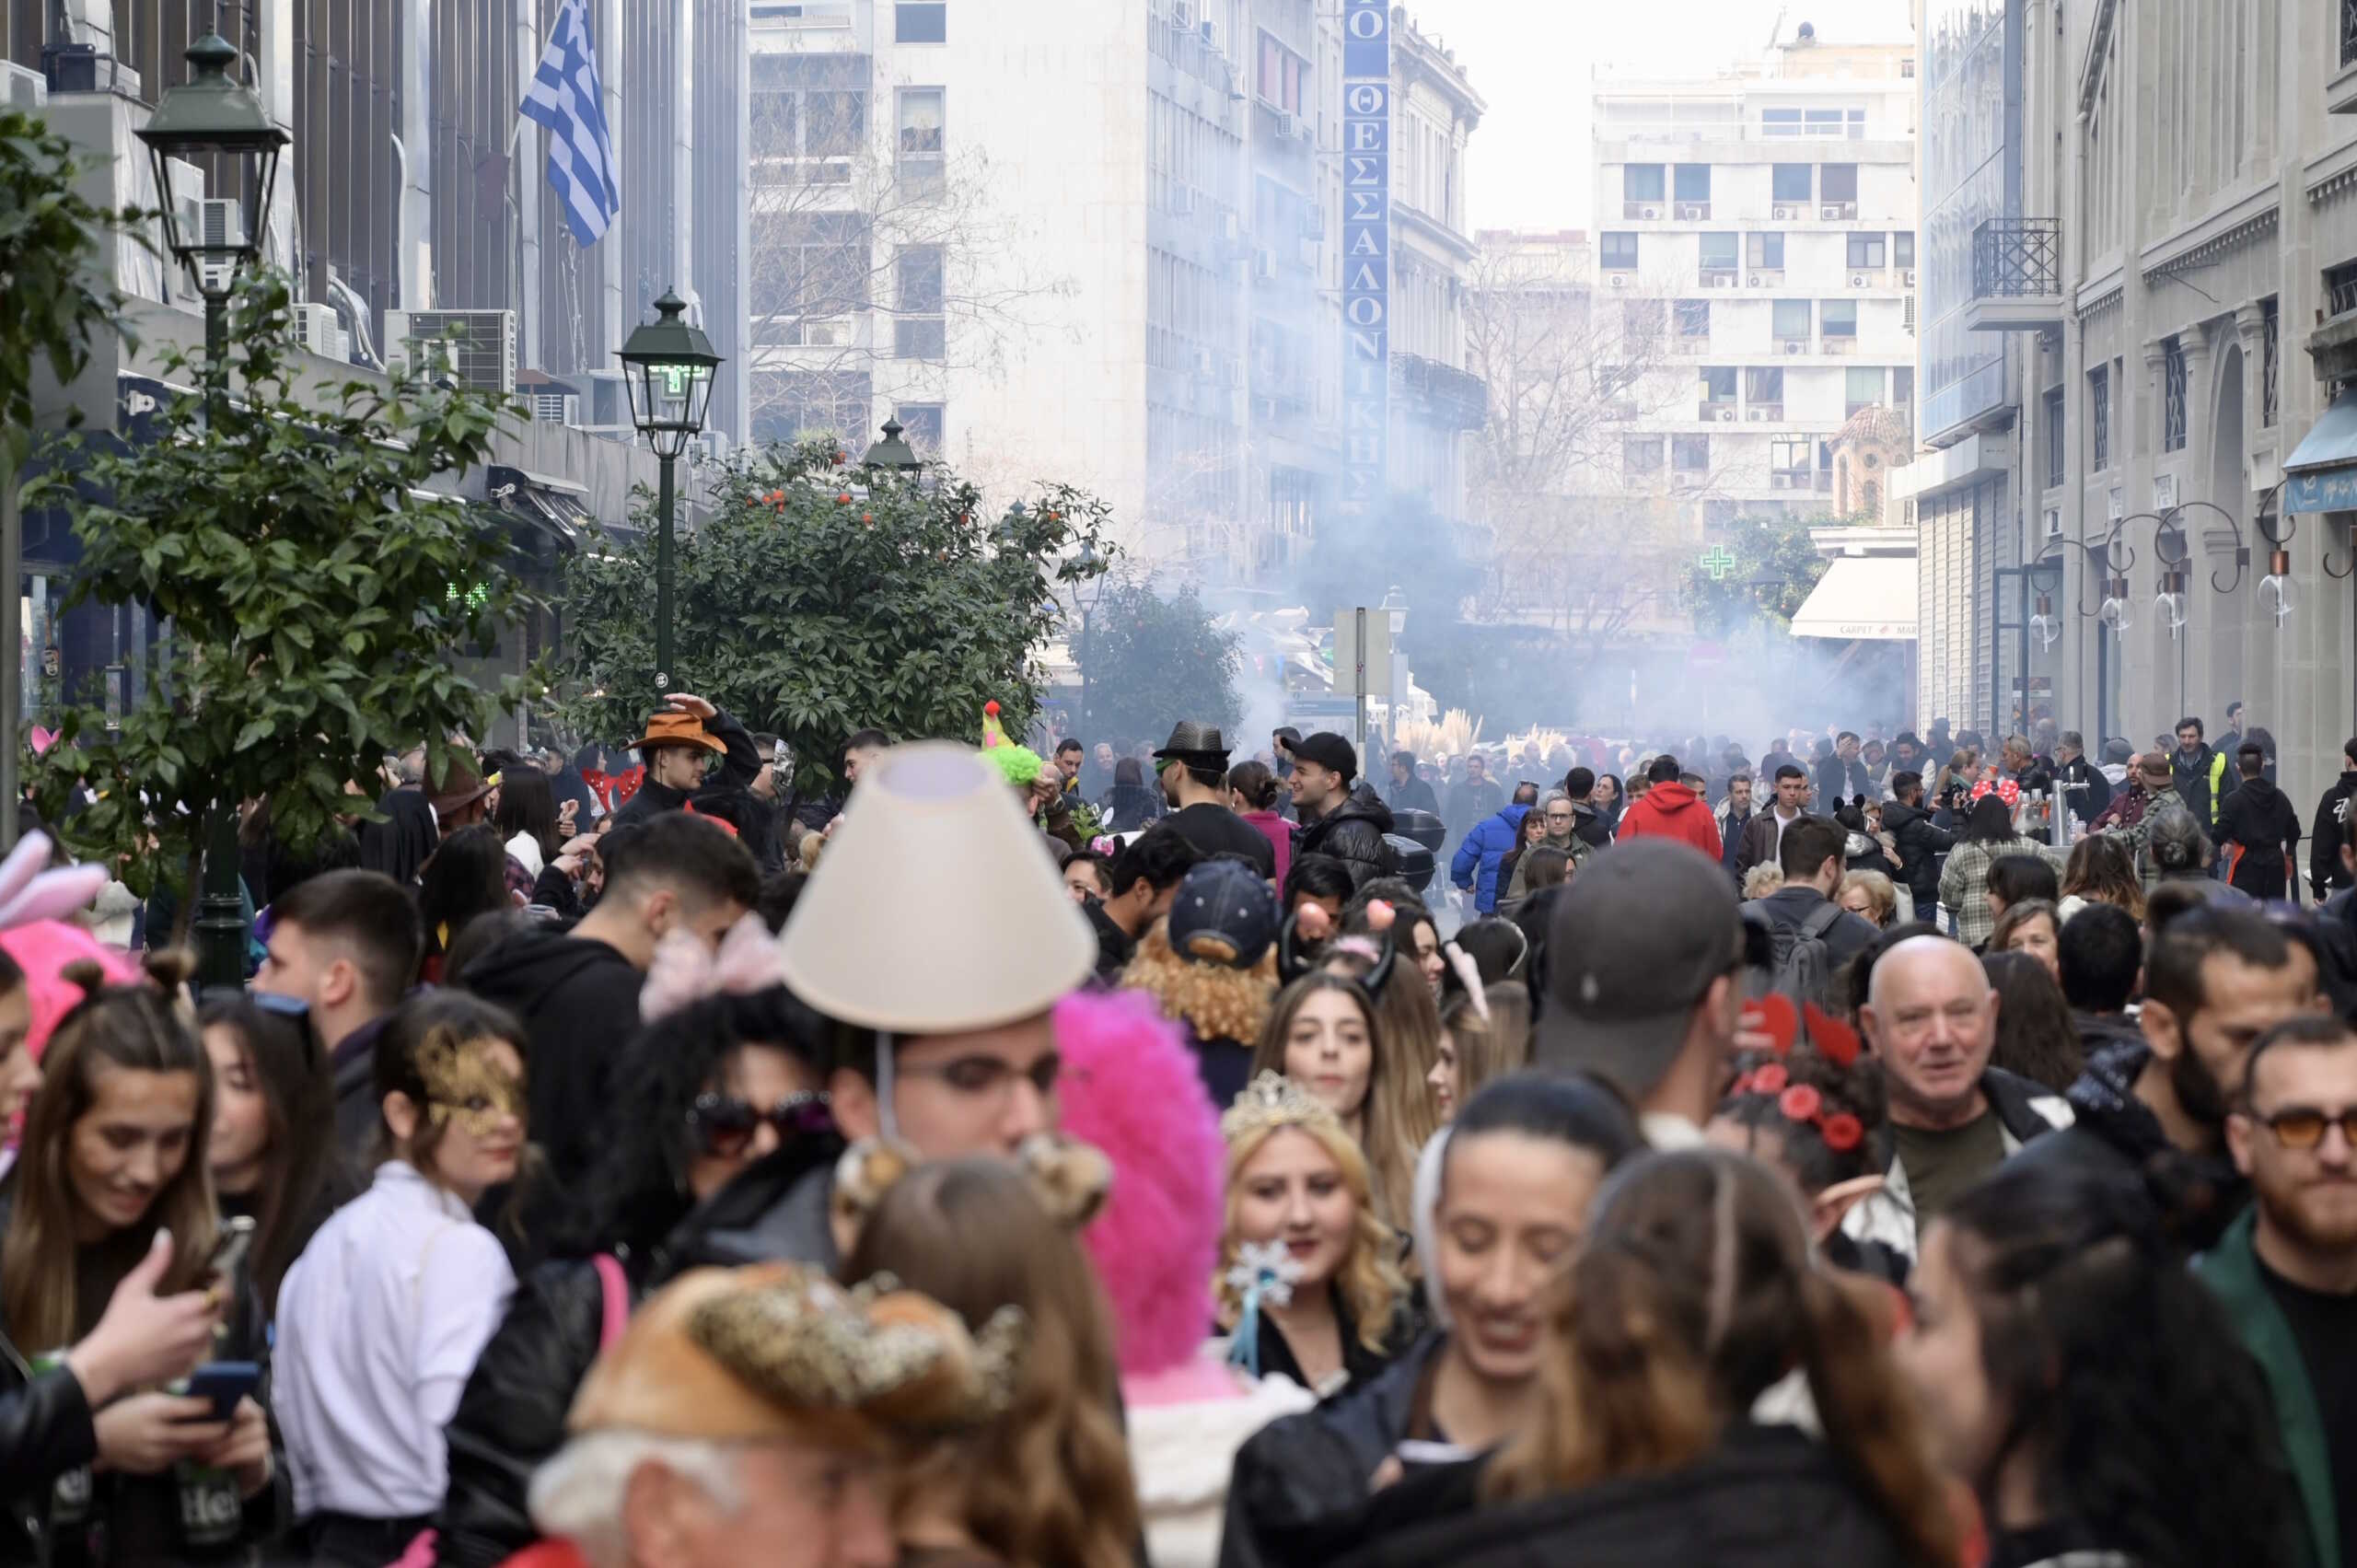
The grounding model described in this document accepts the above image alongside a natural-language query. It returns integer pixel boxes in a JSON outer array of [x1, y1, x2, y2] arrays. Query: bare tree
[[1463, 243, 1716, 657], [744, 87, 1074, 445]]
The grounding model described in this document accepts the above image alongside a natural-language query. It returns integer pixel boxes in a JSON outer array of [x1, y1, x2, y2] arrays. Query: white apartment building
[[1914, 0, 2357, 826], [743, 0, 1479, 581], [1593, 23, 1917, 535]]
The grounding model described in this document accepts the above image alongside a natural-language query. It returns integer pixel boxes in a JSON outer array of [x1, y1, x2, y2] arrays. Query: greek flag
[[520, 0, 621, 247]]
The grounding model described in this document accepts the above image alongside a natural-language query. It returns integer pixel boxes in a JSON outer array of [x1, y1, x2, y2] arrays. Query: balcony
[[1966, 217, 2066, 333], [1395, 353, 1488, 431]]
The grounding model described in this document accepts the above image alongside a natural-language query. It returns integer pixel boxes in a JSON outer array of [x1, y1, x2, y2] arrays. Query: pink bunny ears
[[640, 912, 789, 1023], [0, 833, 106, 932]]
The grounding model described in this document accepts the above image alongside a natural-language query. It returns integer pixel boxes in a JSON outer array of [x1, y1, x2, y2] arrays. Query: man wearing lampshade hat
[[765, 741, 1097, 1264]]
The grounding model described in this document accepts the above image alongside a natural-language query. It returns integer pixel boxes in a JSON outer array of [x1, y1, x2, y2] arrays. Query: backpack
[[1764, 900, 1846, 1004]]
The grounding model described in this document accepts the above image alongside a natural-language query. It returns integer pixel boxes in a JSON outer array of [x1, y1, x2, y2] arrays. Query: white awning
[[1790, 555, 1916, 641]]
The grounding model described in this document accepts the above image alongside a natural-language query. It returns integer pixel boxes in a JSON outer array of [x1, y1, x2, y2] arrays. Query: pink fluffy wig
[[0, 921, 140, 1063], [1052, 987, 1225, 1377]]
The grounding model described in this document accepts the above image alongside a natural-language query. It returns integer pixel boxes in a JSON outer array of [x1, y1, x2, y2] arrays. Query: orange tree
[[554, 436, 1111, 797]]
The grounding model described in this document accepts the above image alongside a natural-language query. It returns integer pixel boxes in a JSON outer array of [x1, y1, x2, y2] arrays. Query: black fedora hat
[[1152, 721, 1232, 767]]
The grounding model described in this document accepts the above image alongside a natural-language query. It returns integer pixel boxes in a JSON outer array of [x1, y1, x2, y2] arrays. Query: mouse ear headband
[[830, 1131, 1114, 1255]]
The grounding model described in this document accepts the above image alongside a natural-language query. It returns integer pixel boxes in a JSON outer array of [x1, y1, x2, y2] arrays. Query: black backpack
[[1761, 900, 1846, 1005]]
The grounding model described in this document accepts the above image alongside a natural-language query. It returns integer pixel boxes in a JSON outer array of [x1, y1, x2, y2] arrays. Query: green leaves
[[1678, 514, 1833, 640], [551, 438, 1111, 799], [1070, 576, 1242, 749], [27, 272, 537, 897]]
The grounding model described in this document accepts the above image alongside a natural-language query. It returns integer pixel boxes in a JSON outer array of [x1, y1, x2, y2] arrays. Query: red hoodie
[[1615, 780, 1724, 861]]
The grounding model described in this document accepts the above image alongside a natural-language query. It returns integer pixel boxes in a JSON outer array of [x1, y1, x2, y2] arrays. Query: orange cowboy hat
[[633, 709, 726, 756]]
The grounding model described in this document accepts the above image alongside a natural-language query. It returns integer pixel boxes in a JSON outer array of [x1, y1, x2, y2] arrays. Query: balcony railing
[[1395, 353, 1488, 431], [1972, 217, 2061, 299]]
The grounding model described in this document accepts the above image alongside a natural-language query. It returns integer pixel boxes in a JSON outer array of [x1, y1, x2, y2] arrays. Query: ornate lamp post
[[859, 418, 924, 483], [1071, 540, 1104, 738], [137, 29, 290, 993], [617, 290, 721, 691]]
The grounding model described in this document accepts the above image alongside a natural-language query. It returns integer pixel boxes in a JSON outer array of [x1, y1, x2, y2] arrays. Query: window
[[1771, 437, 1812, 482], [1623, 164, 1666, 203], [895, 2, 946, 43], [1675, 298, 1710, 338], [807, 90, 866, 157], [1673, 164, 1711, 203], [1771, 298, 1812, 341], [1771, 163, 1812, 203], [895, 244, 945, 359], [756, 211, 871, 335], [1894, 366, 1913, 408], [1701, 366, 1736, 404], [1846, 234, 1887, 270], [1820, 165, 1858, 203], [897, 88, 945, 196], [1623, 436, 1664, 475], [2163, 335, 2187, 452], [1673, 435, 1711, 472], [1846, 366, 1884, 417], [1804, 108, 1848, 136], [2261, 296, 2280, 429], [1820, 299, 1858, 337], [2328, 257, 2357, 319], [1746, 366, 1784, 407], [2042, 387, 2065, 489], [2089, 364, 2111, 471], [1894, 230, 1916, 268], [1698, 232, 1738, 273], [1600, 232, 1639, 271], [893, 404, 944, 451], [1901, 57, 1917, 78], [1762, 108, 1803, 137], [1257, 32, 1305, 113], [1747, 231, 1784, 269]]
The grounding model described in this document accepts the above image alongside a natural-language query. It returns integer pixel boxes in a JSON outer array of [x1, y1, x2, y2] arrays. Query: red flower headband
[[1730, 993, 1865, 1153]]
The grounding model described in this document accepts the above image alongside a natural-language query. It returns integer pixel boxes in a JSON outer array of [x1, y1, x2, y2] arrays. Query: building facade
[[1592, 20, 1918, 559], [1922, 0, 2357, 831], [743, 0, 1480, 580]]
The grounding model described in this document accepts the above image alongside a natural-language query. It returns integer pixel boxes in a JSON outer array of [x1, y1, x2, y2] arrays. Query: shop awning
[[1789, 556, 1916, 641], [487, 466, 607, 550], [2284, 389, 2357, 512]]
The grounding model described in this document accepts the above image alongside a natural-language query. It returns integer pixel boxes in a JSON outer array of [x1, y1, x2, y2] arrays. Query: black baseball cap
[[1167, 857, 1281, 969], [1537, 840, 1745, 1101], [1292, 732, 1359, 783]]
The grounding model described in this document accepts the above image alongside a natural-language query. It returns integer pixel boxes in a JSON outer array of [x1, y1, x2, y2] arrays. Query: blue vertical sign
[[1341, 0, 1390, 517]]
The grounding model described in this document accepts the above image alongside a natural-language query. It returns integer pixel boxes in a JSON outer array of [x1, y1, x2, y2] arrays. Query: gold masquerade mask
[[417, 1026, 527, 1138]]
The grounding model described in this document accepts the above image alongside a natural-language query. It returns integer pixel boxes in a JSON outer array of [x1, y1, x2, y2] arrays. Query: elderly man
[[1847, 934, 2074, 1262], [524, 1264, 1014, 1568]]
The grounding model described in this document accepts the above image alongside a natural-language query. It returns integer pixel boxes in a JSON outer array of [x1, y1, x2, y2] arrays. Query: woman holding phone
[[0, 955, 279, 1564]]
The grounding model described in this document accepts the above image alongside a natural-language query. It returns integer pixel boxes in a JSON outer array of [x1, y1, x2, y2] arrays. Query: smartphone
[[182, 1361, 260, 1422], [207, 1215, 257, 1284]]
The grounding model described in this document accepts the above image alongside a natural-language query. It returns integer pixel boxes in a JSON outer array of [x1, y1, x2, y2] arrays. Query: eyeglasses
[[2254, 1107, 2357, 1152], [686, 1091, 834, 1156], [1544, 811, 1574, 824], [898, 1051, 1062, 1101]]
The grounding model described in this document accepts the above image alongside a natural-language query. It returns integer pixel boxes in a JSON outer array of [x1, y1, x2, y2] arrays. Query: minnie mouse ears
[[0, 832, 106, 932]]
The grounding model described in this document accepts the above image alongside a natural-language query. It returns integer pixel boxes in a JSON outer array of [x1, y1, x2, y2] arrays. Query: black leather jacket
[[435, 1136, 841, 1567], [0, 1341, 99, 1564], [1876, 797, 1952, 912], [1294, 786, 1397, 893]]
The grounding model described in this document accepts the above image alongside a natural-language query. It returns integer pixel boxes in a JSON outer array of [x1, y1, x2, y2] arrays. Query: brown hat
[[2138, 752, 2172, 781], [425, 751, 495, 818], [633, 709, 726, 757], [568, 1263, 1024, 1446]]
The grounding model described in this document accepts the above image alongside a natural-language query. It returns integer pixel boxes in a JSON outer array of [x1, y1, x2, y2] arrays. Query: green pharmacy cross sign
[[1699, 544, 1737, 580]]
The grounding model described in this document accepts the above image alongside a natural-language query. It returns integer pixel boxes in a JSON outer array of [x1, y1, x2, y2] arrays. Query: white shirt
[[274, 1161, 516, 1519]]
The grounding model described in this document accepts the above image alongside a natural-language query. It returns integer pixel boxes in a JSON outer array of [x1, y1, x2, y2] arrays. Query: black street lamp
[[617, 289, 721, 691], [859, 418, 924, 483], [1070, 539, 1104, 738], [137, 29, 290, 994]]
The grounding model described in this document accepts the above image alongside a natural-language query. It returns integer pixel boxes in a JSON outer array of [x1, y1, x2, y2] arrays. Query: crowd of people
[[0, 691, 2352, 1568]]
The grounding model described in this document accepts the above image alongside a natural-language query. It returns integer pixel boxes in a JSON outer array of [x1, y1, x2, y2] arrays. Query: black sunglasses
[[686, 1091, 834, 1156]]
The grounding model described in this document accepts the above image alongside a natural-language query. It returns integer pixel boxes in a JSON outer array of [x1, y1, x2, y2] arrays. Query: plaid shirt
[[1939, 835, 2064, 948]]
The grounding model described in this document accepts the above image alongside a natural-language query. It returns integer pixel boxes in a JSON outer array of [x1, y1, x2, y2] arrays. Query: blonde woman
[[1216, 1073, 1411, 1397], [1250, 972, 1434, 1234], [1429, 982, 1531, 1123], [1837, 869, 1898, 929]]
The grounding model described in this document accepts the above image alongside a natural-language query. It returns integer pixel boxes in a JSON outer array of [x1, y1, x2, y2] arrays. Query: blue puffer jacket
[[1449, 804, 1531, 913]]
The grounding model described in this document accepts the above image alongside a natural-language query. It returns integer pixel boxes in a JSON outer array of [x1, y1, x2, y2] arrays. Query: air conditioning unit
[[1747, 273, 1763, 286], [2043, 507, 2061, 539], [1675, 203, 1707, 219], [1901, 269, 1916, 285], [1772, 204, 1794, 220], [1851, 273, 1868, 287], [531, 391, 578, 425], [1782, 339, 1807, 354], [385, 308, 518, 393], [1642, 204, 1660, 219], [1608, 273, 1629, 287], [1903, 294, 1917, 331], [1253, 248, 1277, 283], [1715, 407, 1737, 422], [0, 57, 44, 110], [1747, 408, 1771, 422], [291, 303, 350, 365], [1275, 112, 1300, 141], [1821, 203, 1856, 219], [2107, 487, 2124, 521]]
